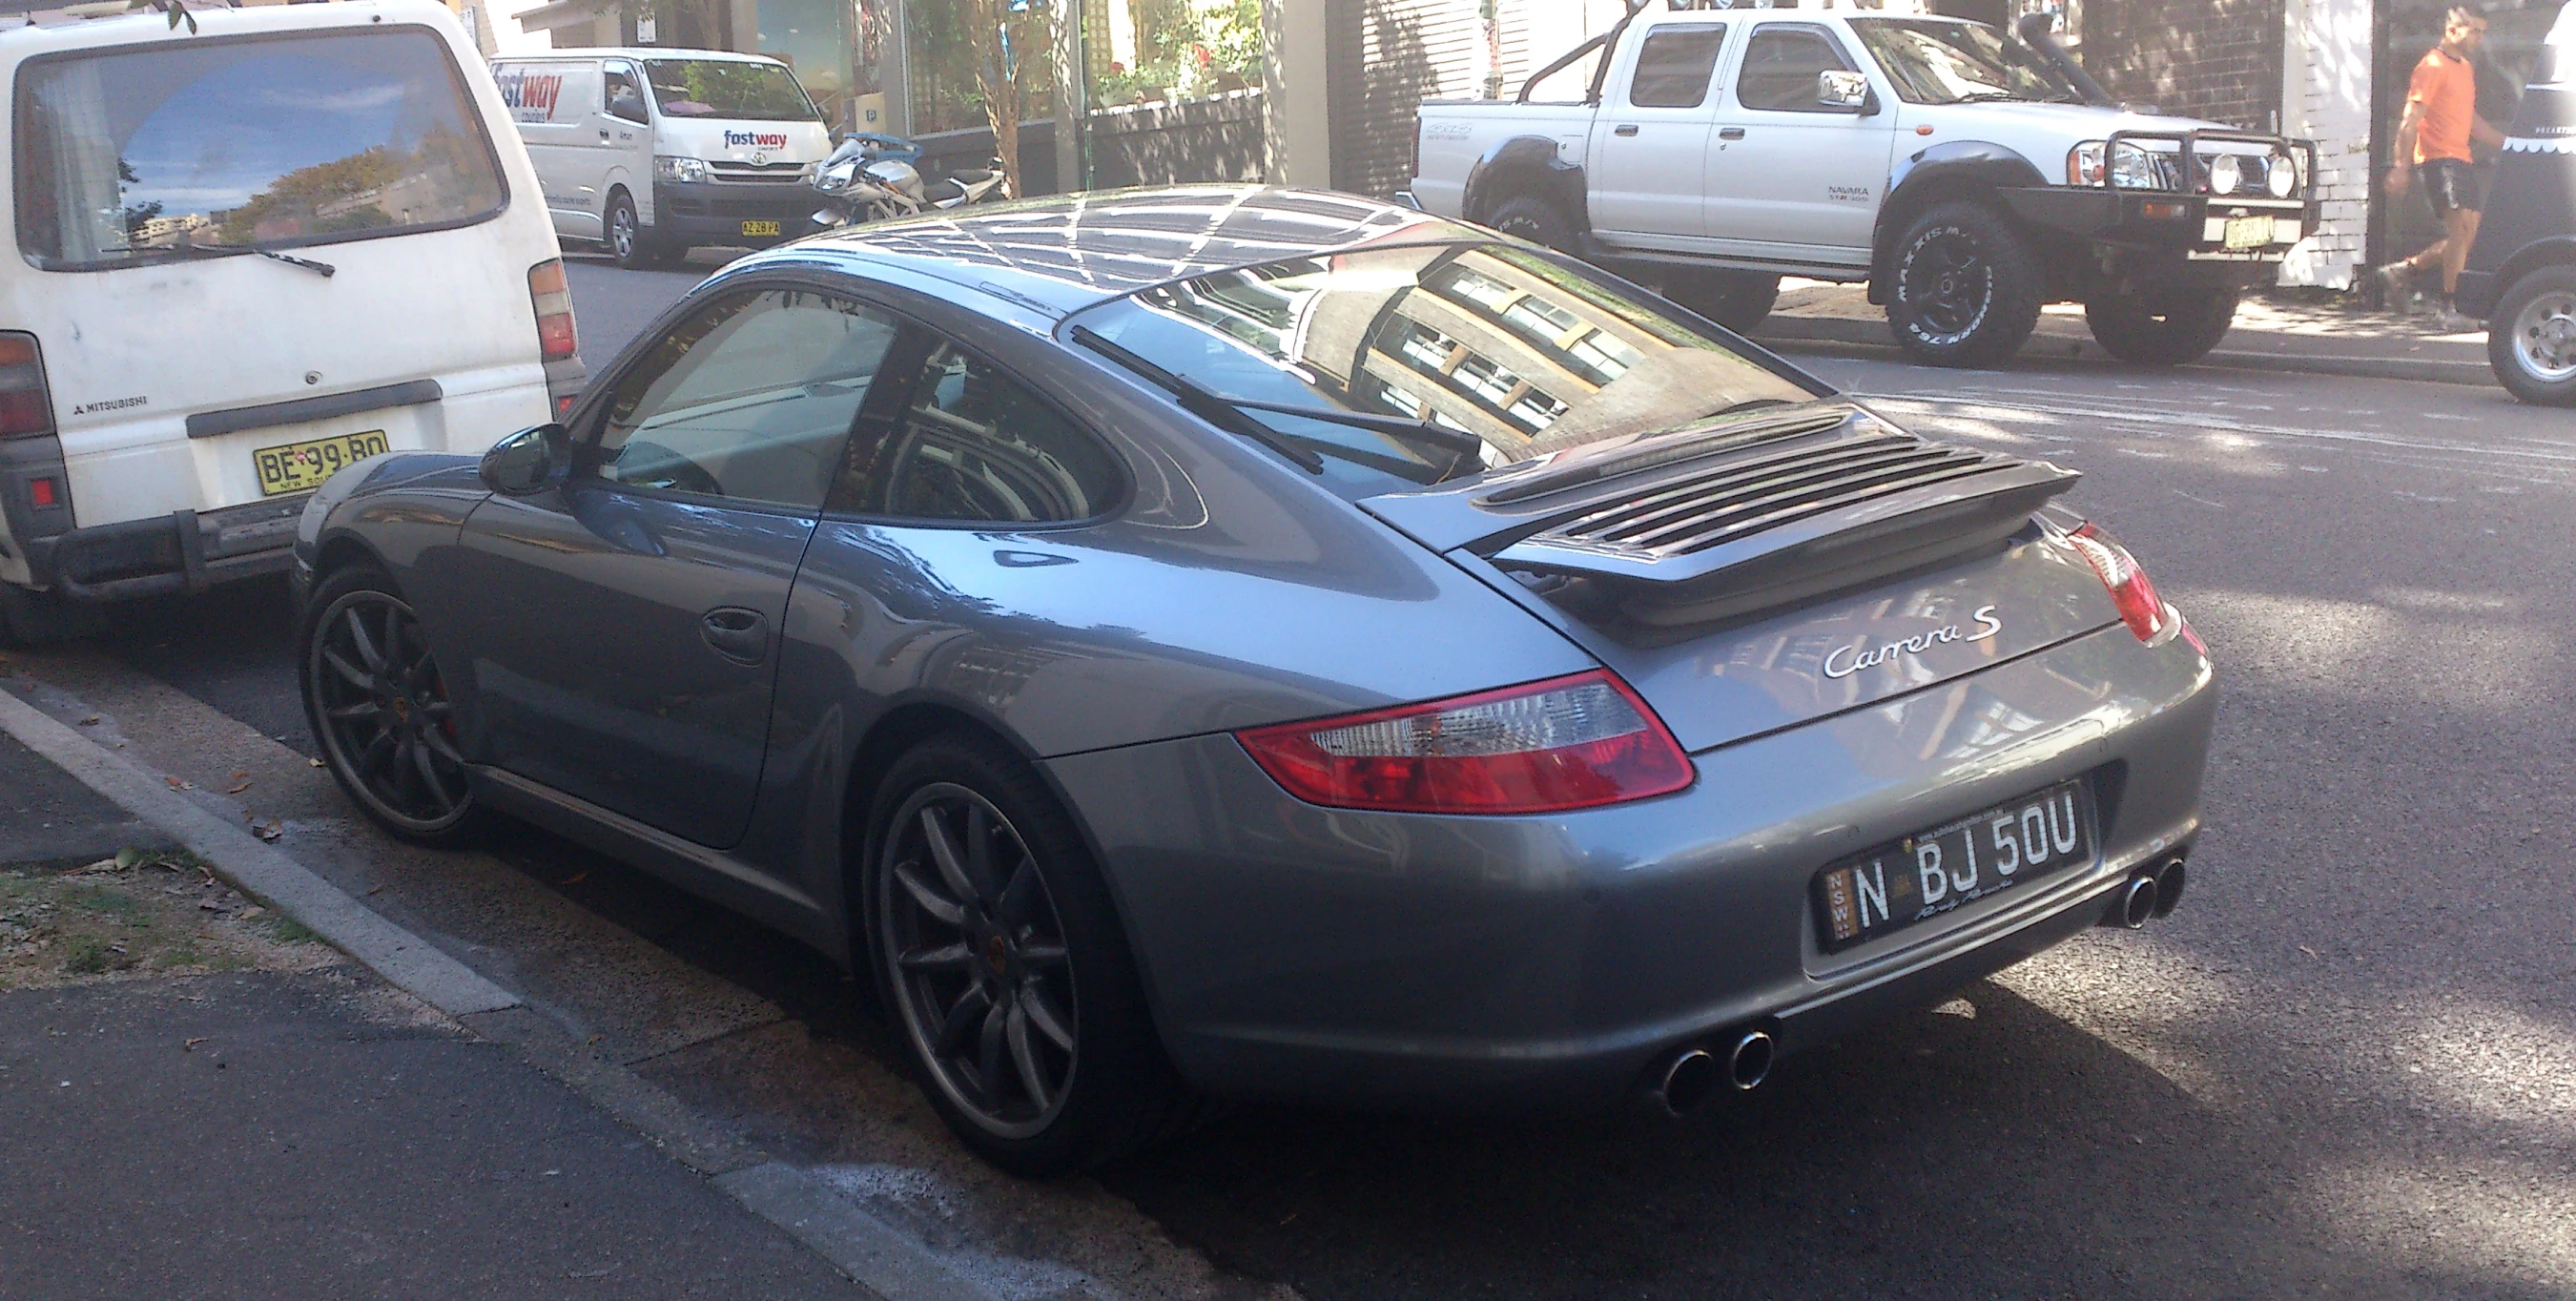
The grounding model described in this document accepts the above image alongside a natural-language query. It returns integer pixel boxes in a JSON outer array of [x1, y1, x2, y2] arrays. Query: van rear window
[[14, 28, 507, 271]]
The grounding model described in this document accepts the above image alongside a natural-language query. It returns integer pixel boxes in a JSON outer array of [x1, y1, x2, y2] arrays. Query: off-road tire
[[862, 733, 1190, 1177], [2487, 264, 2576, 406], [1886, 200, 2045, 368], [1486, 194, 1577, 254], [299, 565, 489, 848], [2085, 288, 2240, 365], [1663, 269, 1782, 336], [0, 583, 104, 650]]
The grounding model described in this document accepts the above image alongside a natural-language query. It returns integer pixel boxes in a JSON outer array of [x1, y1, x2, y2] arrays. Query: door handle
[[1614, 124, 1640, 136], [700, 607, 770, 666], [1720, 127, 1747, 140]]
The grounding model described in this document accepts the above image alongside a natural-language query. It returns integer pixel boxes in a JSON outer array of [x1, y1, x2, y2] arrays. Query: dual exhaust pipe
[[2103, 854, 2188, 930], [1648, 1026, 1774, 1116]]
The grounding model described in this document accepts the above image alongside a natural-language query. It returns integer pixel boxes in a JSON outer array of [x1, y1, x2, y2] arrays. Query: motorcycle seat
[[947, 168, 996, 184]]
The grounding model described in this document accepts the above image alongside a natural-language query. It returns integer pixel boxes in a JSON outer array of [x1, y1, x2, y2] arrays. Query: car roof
[[732, 184, 1490, 320], [508, 47, 789, 64]]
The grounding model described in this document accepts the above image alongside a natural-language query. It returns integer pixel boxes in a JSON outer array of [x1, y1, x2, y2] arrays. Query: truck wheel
[[2487, 265, 2576, 406], [2085, 289, 2239, 365], [1663, 270, 1781, 335], [1886, 201, 2043, 368], [1486, 195, 1576, 253]]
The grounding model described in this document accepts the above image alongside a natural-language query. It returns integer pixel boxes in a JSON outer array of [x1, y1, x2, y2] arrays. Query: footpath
[[0, 710, 871, 1298], [1752, 279, 2492, 387]]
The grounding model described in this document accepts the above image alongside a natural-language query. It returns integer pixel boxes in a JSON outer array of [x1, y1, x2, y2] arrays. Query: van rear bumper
[[25, 497, 303, 603]]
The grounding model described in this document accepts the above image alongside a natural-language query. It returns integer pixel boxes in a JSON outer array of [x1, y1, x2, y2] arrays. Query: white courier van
[[0, 0, 581, 644], [488, 49, 833, 269]]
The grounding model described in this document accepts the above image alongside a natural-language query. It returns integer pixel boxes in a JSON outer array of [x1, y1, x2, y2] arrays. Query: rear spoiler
[[1366, 406, 2079, 628]]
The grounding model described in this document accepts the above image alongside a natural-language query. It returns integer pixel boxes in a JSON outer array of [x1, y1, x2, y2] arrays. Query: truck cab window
[[1735, 27, 1858, 113], [1629, 28, 1727, 109]]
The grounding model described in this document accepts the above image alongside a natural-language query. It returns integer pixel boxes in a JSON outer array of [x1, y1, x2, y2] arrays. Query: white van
[[0, 0, 580, 644], [489, 49, 833, 269]]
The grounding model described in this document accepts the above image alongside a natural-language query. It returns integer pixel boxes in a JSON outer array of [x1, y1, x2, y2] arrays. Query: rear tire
[[2085, 288, 2239, 365], [1886, 200, 2044, 368], [863, 733, 1188, 1177], [1485, 194, 1577, 254], [1662, 269, 1782, 335], [2487, 264, 2576, 406]]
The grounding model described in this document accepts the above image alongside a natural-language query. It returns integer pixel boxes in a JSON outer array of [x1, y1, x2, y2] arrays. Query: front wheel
[[865, 734, 1186, 1177], [299, 566, 485, 847], [1886, 200, 2044, 368], [2487, 265, 2576, 406], [2085, 289, 2239, 365]]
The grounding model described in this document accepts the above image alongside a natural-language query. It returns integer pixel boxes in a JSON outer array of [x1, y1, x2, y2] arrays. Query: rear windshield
[[1062, 242, 1822, 501], [644, 59, 819, 121], [14, 28, 506, 271]]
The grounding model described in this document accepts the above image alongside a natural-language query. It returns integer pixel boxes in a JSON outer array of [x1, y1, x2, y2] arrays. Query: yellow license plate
[[254, 430, 388, 497], [741, 219, 781, 237], [2223, 215, 2275, 250]]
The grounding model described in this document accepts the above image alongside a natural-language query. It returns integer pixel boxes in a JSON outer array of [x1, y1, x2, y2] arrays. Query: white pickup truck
[[1409, 5, 2318, 368]]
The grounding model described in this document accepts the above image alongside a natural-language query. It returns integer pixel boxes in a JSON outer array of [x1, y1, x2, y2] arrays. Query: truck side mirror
[[1818, 70, 1872, 112]]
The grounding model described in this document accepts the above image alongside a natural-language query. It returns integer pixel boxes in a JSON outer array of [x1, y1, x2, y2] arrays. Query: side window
[[840, 341, 1123, 525], [594, 288, 901, 510], [605, 64, 649, 124], [1735, 26, 1858, 113], [1628, 27, 1726, 109]]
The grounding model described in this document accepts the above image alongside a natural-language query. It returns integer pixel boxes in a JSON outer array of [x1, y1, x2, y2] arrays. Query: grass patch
[[66, 886, 141, 919], [59, 936, 134, 975], [257, 915, 322, 945], [158, 944, 204, 969]]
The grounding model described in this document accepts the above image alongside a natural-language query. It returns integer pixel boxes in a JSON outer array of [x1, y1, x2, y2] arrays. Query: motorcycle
[[811, 132, 1012, 230]]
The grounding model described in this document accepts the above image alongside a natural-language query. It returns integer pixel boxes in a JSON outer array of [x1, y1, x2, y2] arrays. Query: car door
[[1586, 22, 1729, 243], [1703, 21, 1899, 265], [451, 283, 906, 848], [497, 60, 601, 240], [600, 60, 653, 226]]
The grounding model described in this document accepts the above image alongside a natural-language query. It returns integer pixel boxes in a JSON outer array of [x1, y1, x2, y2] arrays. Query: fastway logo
[[724, 131, 791, 148], [496, 69, 565, 122]]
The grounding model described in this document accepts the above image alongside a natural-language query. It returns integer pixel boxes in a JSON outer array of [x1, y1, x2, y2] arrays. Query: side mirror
[[480, 423, 571, 496], [1818, 70, 1872, 112]]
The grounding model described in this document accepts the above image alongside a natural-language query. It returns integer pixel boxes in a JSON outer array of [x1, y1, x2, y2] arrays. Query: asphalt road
[[23, 268, 2575, 1298]]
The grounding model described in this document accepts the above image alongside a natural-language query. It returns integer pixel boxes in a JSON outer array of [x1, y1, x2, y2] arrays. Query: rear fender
[[1462, 135, 1591, 233], [1869, 142, 2049, 303], [2462, 237, 2576, 320]]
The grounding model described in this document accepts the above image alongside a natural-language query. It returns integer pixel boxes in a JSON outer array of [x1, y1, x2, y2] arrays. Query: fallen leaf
[[199, 899, 221, 911], [183, 1037, 208, 1051], [114, 847, 143, 870], [253, 820, 283, 842], [224, 780, 252, 795], [164, 776, 194, 791], [78, 715, 100, 726], [559, 873, 587, 886], [364, 884, 385, 896], [230, 771, 249, 780], [2298, 944, 2319, 958], [236, 906, 264, 921], [307, 758, 325, 768]]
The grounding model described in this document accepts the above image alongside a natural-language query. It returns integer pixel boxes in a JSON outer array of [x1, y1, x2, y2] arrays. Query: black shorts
[[2419, 157, 2481, 217]]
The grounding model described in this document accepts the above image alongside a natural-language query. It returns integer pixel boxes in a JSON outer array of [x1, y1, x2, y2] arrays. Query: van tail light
[[1235, 671, 1694, 815], [0, 332, 54, 438], [2066, 523, 2195, 649], [527, 259, 579, 362]]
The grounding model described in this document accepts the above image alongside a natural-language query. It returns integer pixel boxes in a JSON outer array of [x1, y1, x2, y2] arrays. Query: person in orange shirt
[[2376, 7, 2508, 328]]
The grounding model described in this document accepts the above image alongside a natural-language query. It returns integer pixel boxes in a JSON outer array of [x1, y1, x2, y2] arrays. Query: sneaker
[[2431, 305, 2483, 333], [2373, 261, 2414, 307]]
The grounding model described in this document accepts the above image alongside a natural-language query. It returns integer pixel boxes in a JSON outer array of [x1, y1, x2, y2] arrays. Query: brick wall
[[2079, 0, 2288, 131]]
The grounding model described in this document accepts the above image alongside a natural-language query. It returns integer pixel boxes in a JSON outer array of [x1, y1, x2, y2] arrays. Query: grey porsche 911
[[292, 186, 2214, 1176]]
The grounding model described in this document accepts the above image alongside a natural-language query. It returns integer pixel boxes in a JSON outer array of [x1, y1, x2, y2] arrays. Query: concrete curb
[[0, 678, 1005, 1301], [1753, 315, 2497, 388], [0, 684, 520, 1017]]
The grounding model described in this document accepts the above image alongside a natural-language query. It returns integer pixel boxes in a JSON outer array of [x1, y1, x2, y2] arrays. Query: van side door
[[1585, 22, 1729, 244], [600, 60, 653, 226], [496, 60, 601, 240]]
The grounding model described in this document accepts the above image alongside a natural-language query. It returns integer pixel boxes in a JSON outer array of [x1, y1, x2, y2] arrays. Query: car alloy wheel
[[308, 588, 472, 834], [2509, 287, 2576, 384], [610, 203, 638, 261], [878, 783, 1079, 1141], [1900, 227, 1994, 344]]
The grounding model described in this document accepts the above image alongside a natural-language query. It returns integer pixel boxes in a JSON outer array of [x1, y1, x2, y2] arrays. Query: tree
[[956, 0, 1058, 197]]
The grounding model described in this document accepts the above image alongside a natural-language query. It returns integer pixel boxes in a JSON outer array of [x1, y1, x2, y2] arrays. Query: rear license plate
[[254, 429, 388, 497], [740, 219, 781, 237], [1812, 780, 2096, 952], [2223, 215, 2275, 249]]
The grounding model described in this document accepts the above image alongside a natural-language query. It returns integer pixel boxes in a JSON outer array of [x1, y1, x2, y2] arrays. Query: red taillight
[[2067, 523, 2174, 643], [0, 332, 53, 438], [527, 259, 578, 362], [29, 476, 57, 507], [1235, 671, 1694, 815]]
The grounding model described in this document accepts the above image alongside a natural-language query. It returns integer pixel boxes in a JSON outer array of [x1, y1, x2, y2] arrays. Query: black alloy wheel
[[880, 782, 1080, 1140], [865, 735, 1188, 1176], [300, 568, 480, 845], [1887, 200, 2043, 368]]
